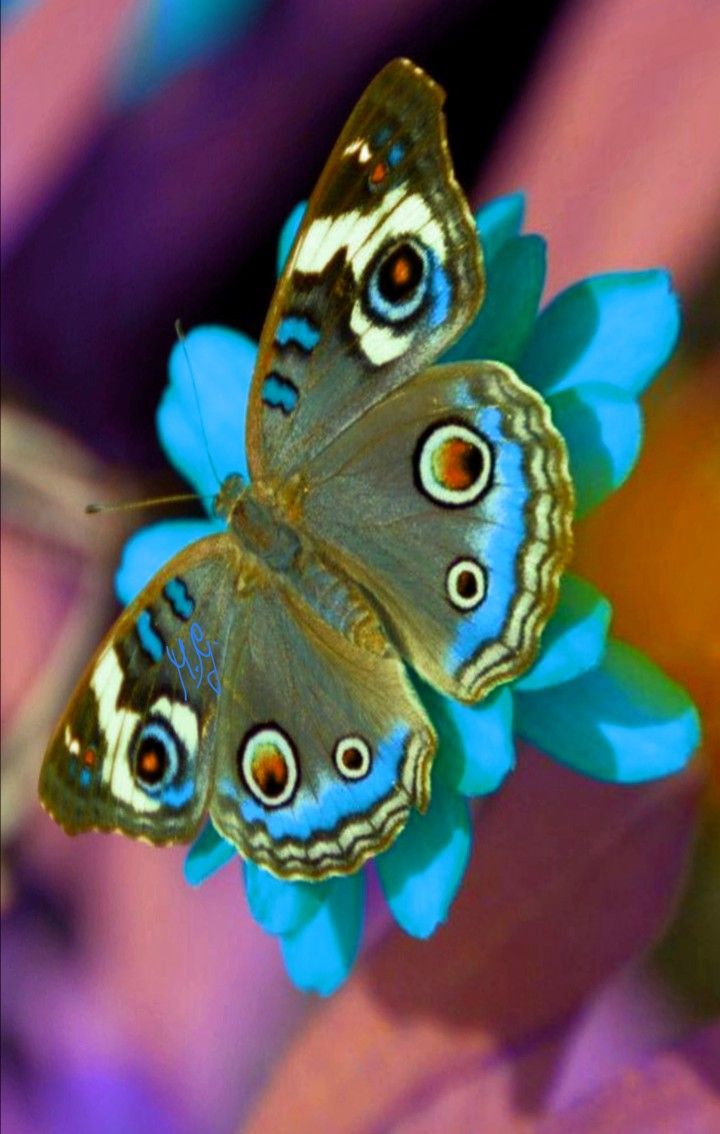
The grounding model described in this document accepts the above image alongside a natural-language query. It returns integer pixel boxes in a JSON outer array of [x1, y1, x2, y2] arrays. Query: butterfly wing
[[39, 535, 243, 844], [247, 58, 484, 480], [209, 567, 435, 880], [297, 361, 574, 703]]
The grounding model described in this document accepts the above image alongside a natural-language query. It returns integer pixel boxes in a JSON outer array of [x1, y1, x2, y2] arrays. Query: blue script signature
[[166, 621, 221, 701]]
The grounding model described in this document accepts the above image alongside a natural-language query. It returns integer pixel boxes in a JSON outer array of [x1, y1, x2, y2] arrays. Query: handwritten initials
[[166, 622, 221, 702]]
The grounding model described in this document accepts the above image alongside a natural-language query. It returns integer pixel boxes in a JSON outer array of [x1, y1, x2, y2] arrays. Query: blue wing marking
[[231, 725, 410, 838], [446, 405, 531, 673]]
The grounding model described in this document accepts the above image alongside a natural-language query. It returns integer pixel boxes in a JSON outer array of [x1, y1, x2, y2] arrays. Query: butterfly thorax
[[215, 474, 304, 573], [213, 472, 391, 656]]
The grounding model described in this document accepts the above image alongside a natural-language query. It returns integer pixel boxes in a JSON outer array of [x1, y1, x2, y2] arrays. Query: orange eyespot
[[415, 421, 493, 508], [83, 748, 96, 766], [240, 725, 299, 807], [432, 438, 483, 491], [250, 744, 289, 799], [391, 255, 412, 287], [137, 747, 162, 780], [370, 161, 387, 184]]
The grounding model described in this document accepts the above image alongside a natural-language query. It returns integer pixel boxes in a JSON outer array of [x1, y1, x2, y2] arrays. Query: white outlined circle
[[240, 725, 299, 808], [415, 422, 493, 507], [334, 736, 372, 780], [446, 559, 487, 611]]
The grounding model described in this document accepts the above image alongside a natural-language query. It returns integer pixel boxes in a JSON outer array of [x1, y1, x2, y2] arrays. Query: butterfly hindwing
[[39, 535, 243, 844], [247, 58, 485, 480], [209, 567, 436, 880], [298, 361, 574, 703]]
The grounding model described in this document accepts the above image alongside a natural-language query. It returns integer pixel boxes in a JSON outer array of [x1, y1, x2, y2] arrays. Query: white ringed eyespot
[[239, 724, 299, 808], [334, 736, 372, 780], [415, 420, 493, 507]]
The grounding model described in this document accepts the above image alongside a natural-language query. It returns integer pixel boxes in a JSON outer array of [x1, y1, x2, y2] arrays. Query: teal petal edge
[[377, 771, 471, 939], [276, 201, 308, 276], [280, 872, 365, 996], [515, 573, 612, 692], [158, 325, 256, 499], [520, 270, 680, 398], [444, 234, 546, 366], [184, 821, 236, 885], [548, 382, 643, 518], [115, 517, 223, 604], [243, 860, 324, 937], [475, 193, 526, 264], [426, 679, 515, 796], [514, 639, 701, 783]]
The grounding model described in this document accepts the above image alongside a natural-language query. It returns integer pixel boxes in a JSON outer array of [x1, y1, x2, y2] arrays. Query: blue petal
[[475, 193, 526, 264], [444, 235, 546, 366], [158, 325, 256, 499], [280, 873, 365, 996], [514, 640, 701, 783], [243, 860, 324, 936], [548, 382, 643, 517], [184, 821, 236, 885], [376, 772, 472, 938], [414, 676, 514, 796], [515, 573, 612, 692], [115, 518, 222, 604], [276, 201, 308, 276], [520, 270, 680, 397]]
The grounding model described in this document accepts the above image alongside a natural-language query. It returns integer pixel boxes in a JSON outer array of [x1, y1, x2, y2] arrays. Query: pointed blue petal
[[377, 773, 471, 939], [515, 640, 701, 783], [184, 821, 236, 885], [115, 517, 222, 604], [276, 201, 308, 276], [158, 325, 256, 499], [515, 574, 612, 692], [520, 270, 680, 397], [475, 193, 526, 264], [243, 860, 324, 936], [413, 676, 514, 796], [280, 873, 365, 996], [548, 382, 643, 517], [444, 235, 546, 365]]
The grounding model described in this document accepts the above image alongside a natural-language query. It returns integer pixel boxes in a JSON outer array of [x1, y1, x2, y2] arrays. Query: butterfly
[[39, 59, 574, 881]]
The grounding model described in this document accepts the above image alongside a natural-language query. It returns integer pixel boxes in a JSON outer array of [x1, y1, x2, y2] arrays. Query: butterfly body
[[40, 60, 574, 880]]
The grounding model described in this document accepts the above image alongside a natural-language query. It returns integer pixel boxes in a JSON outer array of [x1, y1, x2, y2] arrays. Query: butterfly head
[[213, 473, 246, 522]]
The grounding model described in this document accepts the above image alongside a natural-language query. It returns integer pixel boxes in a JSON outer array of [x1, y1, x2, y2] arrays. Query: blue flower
[[116, 194, 700, 995]]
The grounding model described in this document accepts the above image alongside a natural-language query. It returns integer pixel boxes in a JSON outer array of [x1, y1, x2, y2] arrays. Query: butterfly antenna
[[175, 319, 223, 489], [85, 493, 215, 515]]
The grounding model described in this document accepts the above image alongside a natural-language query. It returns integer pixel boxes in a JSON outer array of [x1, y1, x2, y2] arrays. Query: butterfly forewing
[[246, 58, 485, 481]]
